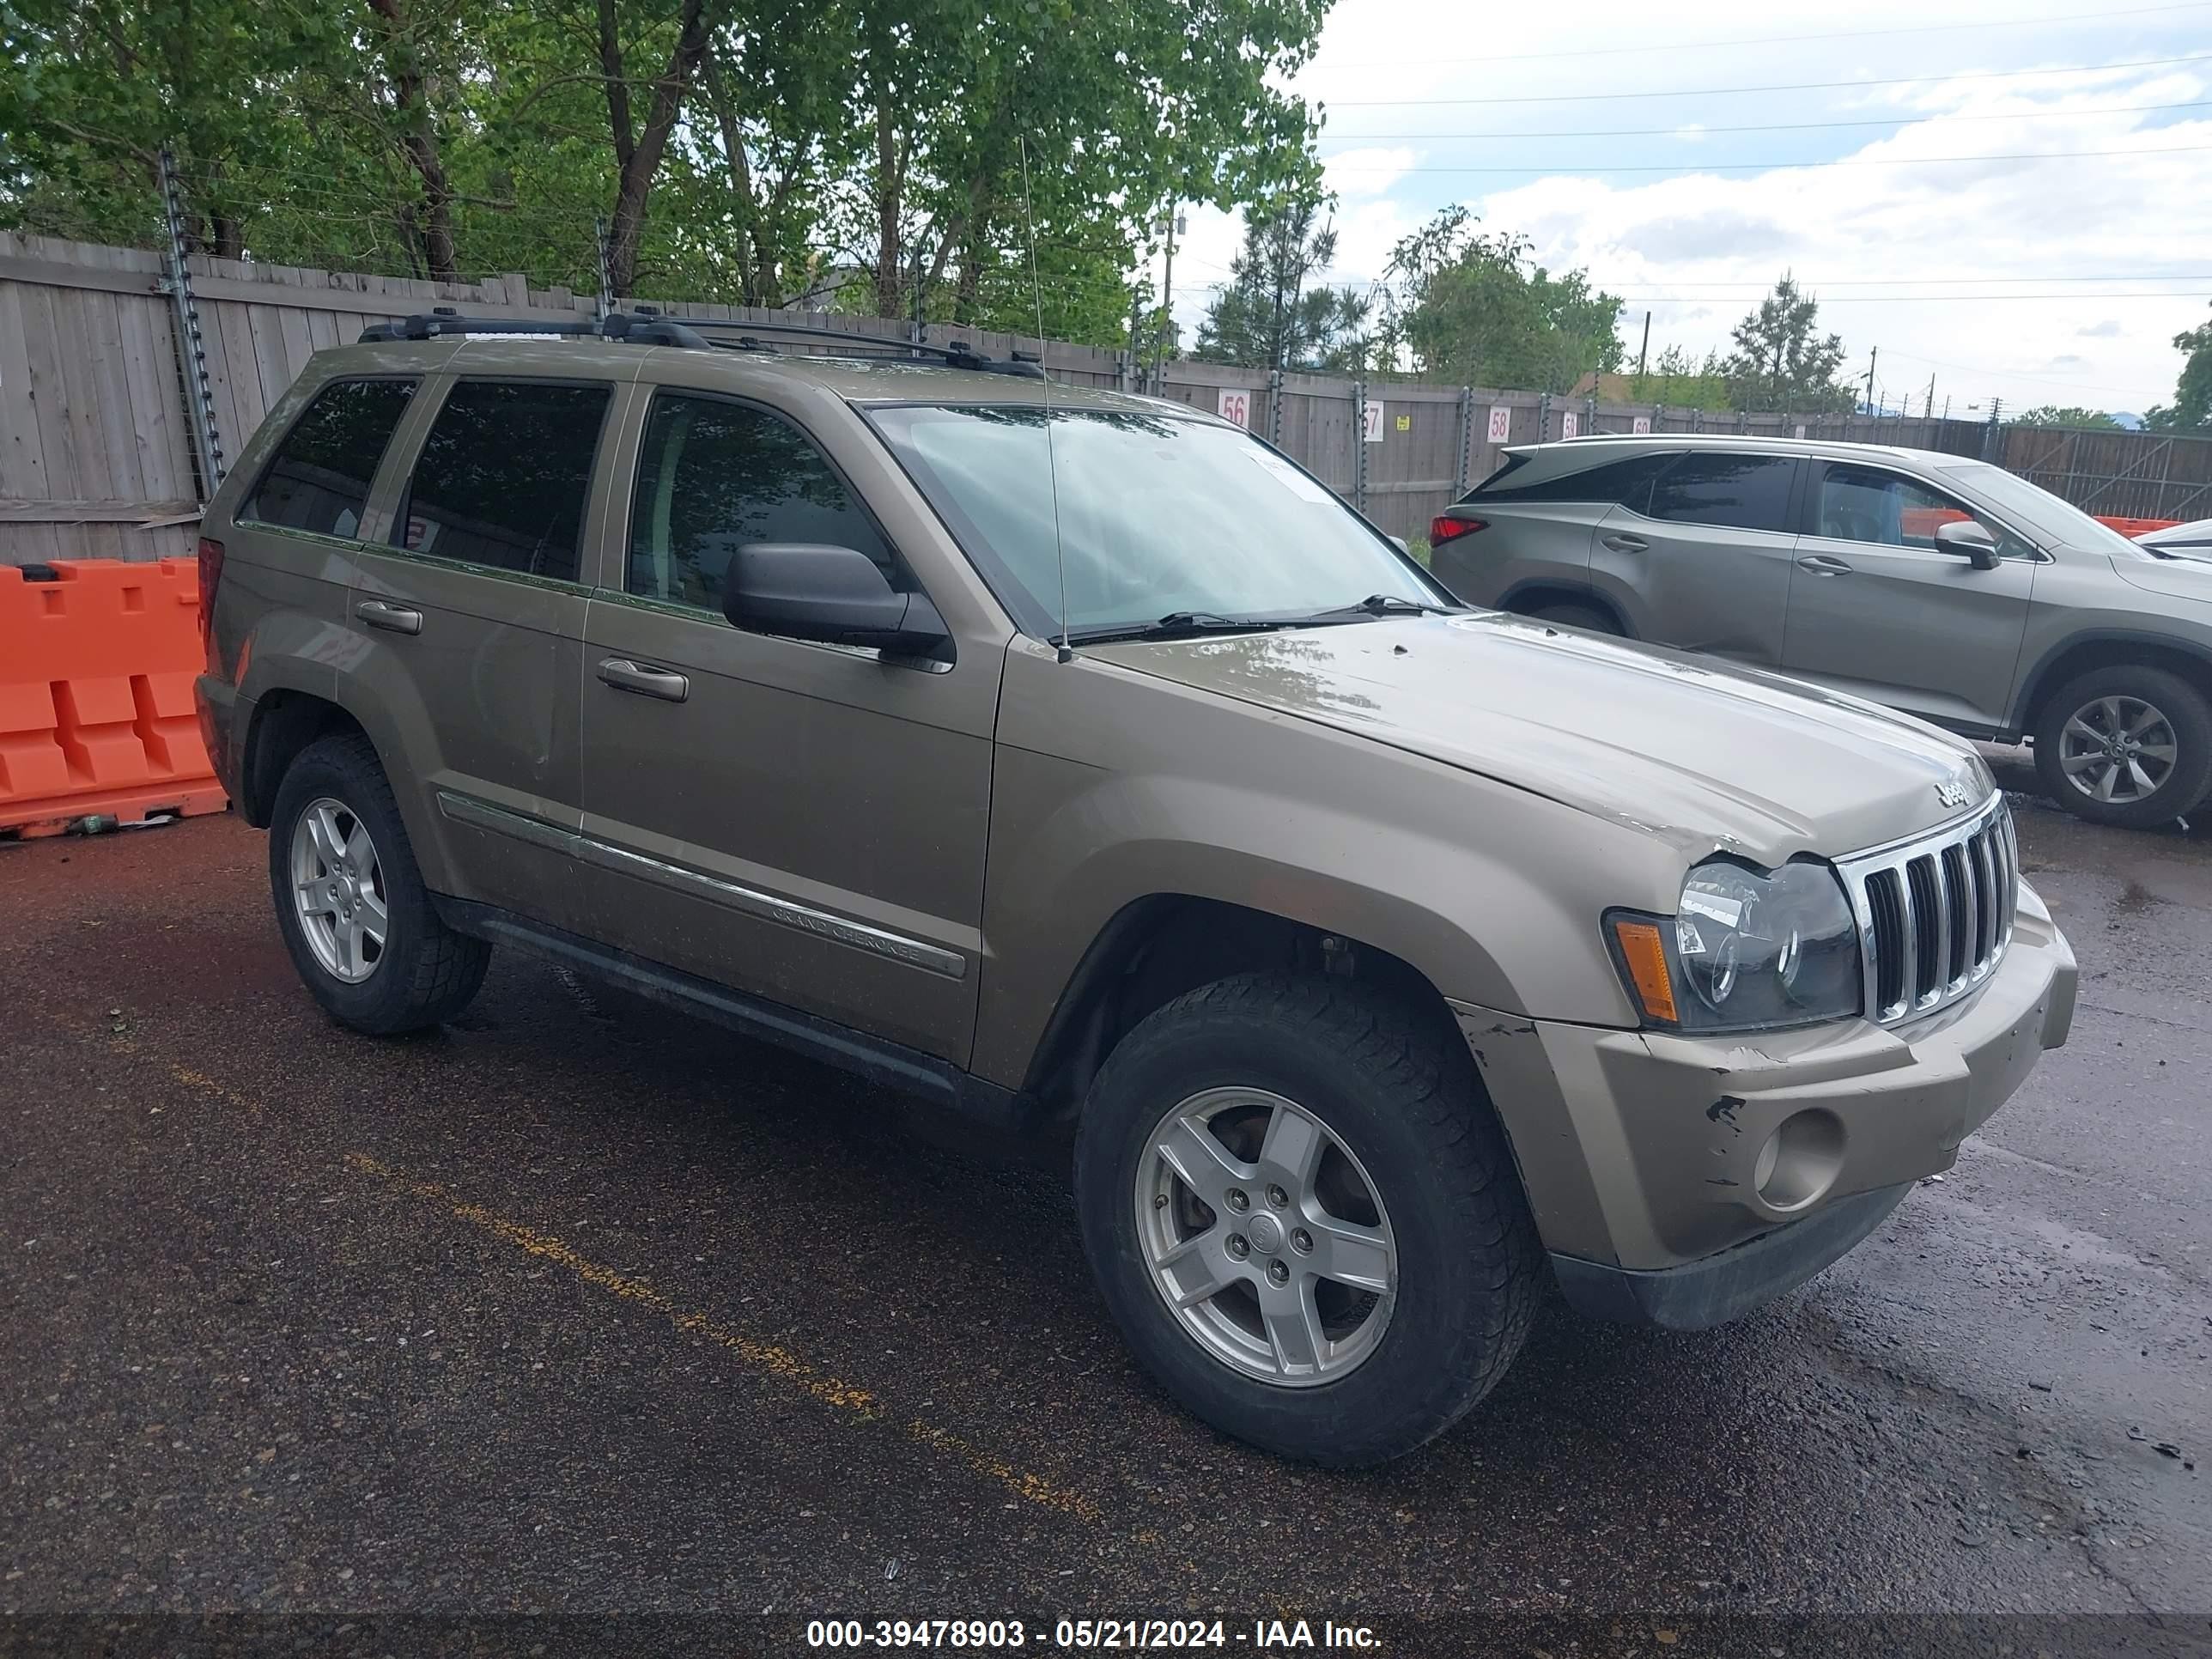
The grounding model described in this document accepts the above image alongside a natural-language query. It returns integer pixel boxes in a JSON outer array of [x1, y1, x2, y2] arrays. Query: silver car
[[2137, 517, 2212, 562], [1432, 434, 2212, 829]]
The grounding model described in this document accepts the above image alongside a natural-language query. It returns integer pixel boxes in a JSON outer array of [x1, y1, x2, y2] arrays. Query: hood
[[1089, 612, 1991, 865], [2109, 549, 2212, 604]]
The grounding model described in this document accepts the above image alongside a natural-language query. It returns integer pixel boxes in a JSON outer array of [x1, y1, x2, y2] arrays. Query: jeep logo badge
[[1936, 778, 1973, 809]]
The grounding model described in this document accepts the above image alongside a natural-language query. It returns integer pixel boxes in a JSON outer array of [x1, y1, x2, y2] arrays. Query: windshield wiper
[[1066, 611, 1286, 645], [1291, 593, 1459, 624]]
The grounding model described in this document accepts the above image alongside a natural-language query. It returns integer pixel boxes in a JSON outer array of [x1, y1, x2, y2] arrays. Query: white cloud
[[1322, 147, 1420, 198]]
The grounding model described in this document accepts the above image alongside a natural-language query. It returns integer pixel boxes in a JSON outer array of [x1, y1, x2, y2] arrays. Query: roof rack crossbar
[[635, 316, 1048, 379], [356, 309, 1047, 378], [356, 311, 713, 348]]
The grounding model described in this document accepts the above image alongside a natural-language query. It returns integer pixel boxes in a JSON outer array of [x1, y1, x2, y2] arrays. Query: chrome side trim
[[434, 790, 968, 981]]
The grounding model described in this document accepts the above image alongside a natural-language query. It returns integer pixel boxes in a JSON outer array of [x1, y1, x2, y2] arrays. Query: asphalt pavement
[[3, 769, 2208, 1651]]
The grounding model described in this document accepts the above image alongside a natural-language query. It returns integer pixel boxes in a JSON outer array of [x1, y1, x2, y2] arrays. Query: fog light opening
[[1754, 1109, 1845, 1212]]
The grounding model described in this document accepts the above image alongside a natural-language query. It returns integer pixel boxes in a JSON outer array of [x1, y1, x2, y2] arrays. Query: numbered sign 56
[[1363, 399, 1386, 443], [1486, 404, 1512, 445], [1631, 416, 1651, 434], [1217, 387, 1251, 428]]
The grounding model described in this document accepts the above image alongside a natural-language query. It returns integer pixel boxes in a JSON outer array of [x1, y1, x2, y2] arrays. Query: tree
[[1194, 193, 1372, 374], [2144, 302, 2211, 433], [1377, 207, 1623, 392], [2018, 406, 2123, 428], [1626, 343, 1732, 411], [1720, 275, 1853, 413]]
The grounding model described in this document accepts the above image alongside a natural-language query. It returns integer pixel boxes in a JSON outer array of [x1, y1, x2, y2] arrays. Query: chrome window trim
[[1836, 793, 2016, 1025], [434, 790, 968, 981]]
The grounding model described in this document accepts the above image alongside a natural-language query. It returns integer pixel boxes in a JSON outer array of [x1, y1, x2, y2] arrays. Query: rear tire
[[1073, 973, 1541, 1466], [269, 733, 491, 1034], [2032, 666, 2212, 830], [1524, 599, 1620, 635]]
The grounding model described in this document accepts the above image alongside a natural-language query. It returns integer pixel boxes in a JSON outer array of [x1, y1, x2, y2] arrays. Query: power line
[[1615, 291, 2205, 302], [1590, 274, 2212, 289], [1310, 1, 2212, 70], [1327, 142, 2212, 173], [1322, 51, 2212, 106], [1322, 97, 2212, 143]]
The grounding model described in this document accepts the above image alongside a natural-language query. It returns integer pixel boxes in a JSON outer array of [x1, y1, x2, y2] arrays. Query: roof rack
[[356, 307, 1047, 379]]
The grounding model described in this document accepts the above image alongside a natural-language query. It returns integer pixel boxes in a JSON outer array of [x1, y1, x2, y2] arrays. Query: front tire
[[269, 733, 490, 1034], [1073, 974, 1540, 1466], [2032, 666, 2212, 829]]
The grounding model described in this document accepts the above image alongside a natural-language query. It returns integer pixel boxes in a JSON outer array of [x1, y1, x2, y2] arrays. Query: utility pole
[[1637, 310, 1651, 379], [1863, 345, 1879, 415], [1152, 207, 1181, 388], [1923, 374, 1936, 420]]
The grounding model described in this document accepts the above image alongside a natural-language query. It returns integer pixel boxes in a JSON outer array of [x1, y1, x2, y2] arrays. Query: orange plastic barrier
[[2094, 515, 2181, 539], [0, 558, 228, 837]]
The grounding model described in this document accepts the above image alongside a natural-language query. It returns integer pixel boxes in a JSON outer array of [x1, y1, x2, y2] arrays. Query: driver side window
[[1817, 465, 2034, 560], [626, 392, 898, 610]]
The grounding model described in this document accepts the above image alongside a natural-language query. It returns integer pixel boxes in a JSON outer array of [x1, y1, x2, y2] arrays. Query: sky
[[1146, 0, 2212, 418]]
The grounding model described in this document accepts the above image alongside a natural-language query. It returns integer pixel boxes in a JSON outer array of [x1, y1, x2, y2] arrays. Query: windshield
[[1937, 462, 2151, 558], [868, 404, 1442, 638]]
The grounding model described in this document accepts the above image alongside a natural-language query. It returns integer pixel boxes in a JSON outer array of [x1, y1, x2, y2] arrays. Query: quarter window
[[397, 380, 611, 582], [1468, 452, 1680, 514], [1817, 465, 2033, 559], [1644, 453, 1797, 532], [241, 378, 416, 538], [627, 393, 895, 609]]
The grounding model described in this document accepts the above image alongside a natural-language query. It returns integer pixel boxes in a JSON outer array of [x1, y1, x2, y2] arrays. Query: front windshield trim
[[861, 402, 1453, 643]]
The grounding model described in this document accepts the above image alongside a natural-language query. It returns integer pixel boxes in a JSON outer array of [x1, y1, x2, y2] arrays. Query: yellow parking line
[[344, 1152, 1103, 1524]]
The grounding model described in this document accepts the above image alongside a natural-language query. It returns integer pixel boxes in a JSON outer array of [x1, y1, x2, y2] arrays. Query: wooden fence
[[3, 230, 2207, 567]]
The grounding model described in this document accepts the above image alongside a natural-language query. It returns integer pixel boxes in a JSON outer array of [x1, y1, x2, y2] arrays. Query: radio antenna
[[1017, 137, 1073, 664]]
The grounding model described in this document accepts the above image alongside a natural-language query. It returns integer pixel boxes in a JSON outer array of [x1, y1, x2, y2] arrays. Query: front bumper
[[1458, 881, 2075, 1326]]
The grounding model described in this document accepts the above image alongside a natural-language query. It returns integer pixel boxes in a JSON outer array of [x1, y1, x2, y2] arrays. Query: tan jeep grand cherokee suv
[[194, 313, 2076, 1465]]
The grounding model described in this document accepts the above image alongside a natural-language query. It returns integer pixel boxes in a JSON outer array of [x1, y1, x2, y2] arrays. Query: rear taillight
[[196, 536, 225, 653], [1430, 514, 1487, 546]]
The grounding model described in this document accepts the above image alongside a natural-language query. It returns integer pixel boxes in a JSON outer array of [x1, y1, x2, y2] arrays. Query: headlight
[[1607, 859, 1862, 1033]]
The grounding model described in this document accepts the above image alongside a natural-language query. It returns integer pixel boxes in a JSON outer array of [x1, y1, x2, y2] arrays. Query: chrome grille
[[1837, 795, 2016, 1024]]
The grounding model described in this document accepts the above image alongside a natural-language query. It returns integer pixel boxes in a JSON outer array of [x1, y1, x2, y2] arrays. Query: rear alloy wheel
[[2033, 667, 2212, 830], [269, 733, 491, 1033], [1075, 973, 1541, 1466]]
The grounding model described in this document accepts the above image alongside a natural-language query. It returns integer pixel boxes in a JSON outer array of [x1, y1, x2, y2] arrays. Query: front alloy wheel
[[2056, 695, 2177, 807], [290, 797, 388, 981], [1137, 1086, 1396, 1386]]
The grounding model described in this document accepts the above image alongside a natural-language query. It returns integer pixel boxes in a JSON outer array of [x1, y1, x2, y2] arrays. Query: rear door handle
[[354, 599, 423, 635], [1600, 532, 1650, 553], [597, 658, 690, 702], [1796, 554, 1855, 576]]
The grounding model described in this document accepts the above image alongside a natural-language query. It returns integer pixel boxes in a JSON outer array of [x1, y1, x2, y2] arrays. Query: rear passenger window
[[627, 392, 895, 610], [1644, 453, 1796, 532], [398, 380, 611, 582], [1472, 452, 1679, 514], [241, 379, 415, 538]]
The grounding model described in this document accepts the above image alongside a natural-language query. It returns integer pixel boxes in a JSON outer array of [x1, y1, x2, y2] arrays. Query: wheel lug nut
[[1267, 1184, 1290, 1209], [1225, 1188, 1249, 1212], [1291, 1228, 1313, 1254], [1226, 1234, 1249, 1260], [1267, 1260, 1290, 1285]]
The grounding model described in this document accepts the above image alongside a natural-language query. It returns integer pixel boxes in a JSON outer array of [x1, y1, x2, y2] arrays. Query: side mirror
[[725, 543, 949, 658], [1389, 535, 1410, 555], [1935, 519, 2001, 571]]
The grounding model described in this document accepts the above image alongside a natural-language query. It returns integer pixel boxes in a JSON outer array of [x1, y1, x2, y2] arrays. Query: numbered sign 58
[[1362, 399, 1386, 443], [1486, 404, 1512, 445], [1631, 416, 1651, 434], [1559, 410, 1580, 440], [1217, 388, 1251, 428]]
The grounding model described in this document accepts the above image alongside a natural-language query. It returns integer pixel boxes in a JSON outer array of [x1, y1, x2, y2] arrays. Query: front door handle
[[597, 658, 690, 702], [1796, 554, 1855, 576], [1601, 532, 1650, 553], [354, 599, 423, 635]]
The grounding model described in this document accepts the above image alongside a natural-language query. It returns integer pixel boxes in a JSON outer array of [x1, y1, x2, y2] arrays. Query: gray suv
[[194, 316, 2075, 1465], [1432, 434, 2212, 830]]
